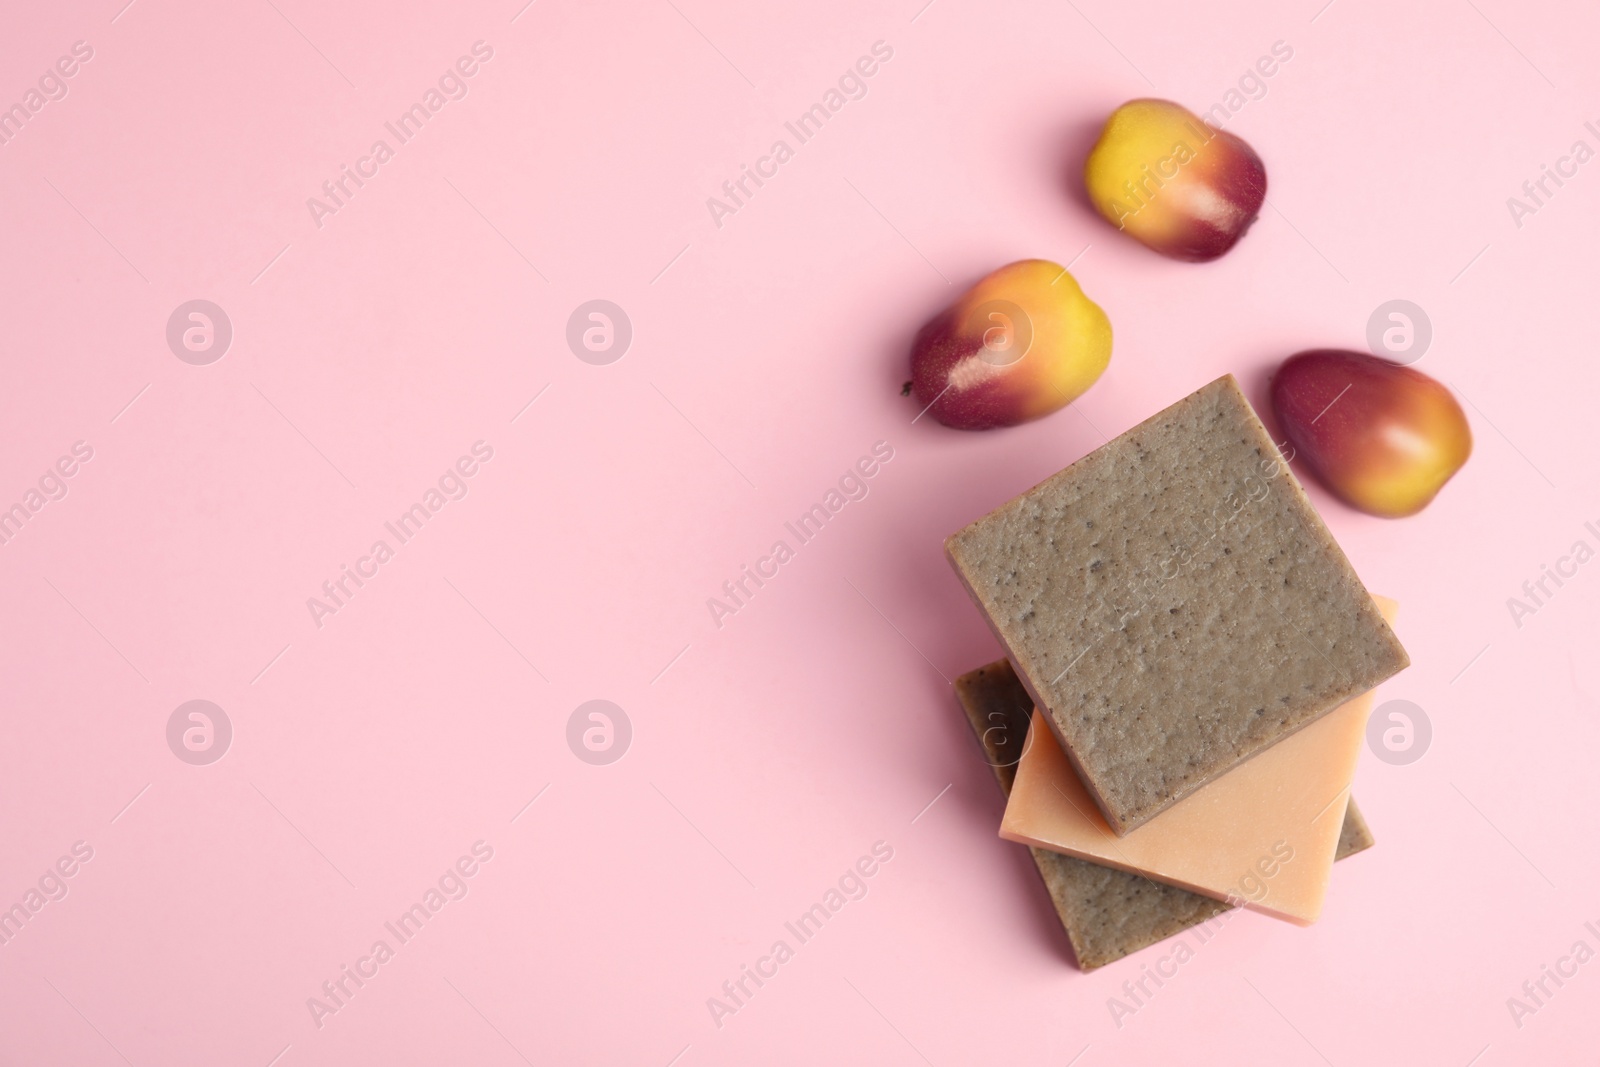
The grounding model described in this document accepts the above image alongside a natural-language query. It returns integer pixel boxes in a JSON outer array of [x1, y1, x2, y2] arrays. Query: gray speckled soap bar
[[955, 658, 1374, 971], [947, 375, 1408, 834]]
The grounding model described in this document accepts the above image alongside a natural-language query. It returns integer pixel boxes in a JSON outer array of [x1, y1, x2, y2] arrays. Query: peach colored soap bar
[[1000, 598, 1398, 926]]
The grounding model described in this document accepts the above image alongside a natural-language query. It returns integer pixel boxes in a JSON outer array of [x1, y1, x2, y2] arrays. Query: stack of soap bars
[[946, 376, 1409, 969]]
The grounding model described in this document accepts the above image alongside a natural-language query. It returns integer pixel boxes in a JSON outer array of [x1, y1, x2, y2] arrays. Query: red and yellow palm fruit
[[909, 259, 1112, 430], [1084, 99, 1267, 262], [1270, 349, 1472, 518]]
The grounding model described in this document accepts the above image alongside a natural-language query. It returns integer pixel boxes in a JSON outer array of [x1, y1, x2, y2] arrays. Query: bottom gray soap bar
[[956, 659, 1375, 971]]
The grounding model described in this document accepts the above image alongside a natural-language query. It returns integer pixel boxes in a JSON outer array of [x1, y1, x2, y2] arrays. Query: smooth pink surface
[[2, 0, 1597, 1063]]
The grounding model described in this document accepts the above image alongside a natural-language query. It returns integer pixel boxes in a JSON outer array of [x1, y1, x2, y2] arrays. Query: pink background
[[2, 0, 1597, 1062]]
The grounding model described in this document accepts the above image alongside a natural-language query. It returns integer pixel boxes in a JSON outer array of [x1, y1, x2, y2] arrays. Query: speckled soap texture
[[954, 658, 1374, 971], [946, 375, 1409, 835]]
